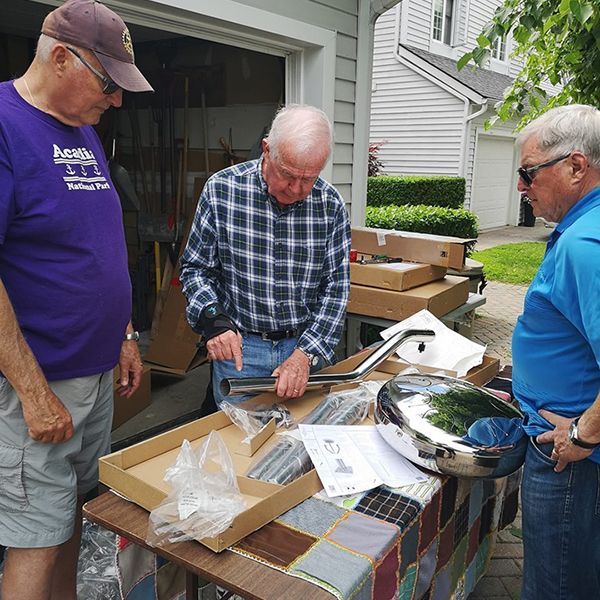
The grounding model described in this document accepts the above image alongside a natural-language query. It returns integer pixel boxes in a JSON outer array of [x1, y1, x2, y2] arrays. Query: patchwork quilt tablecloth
[[230, 470, 521, 600], [107, 467, 519, 600]]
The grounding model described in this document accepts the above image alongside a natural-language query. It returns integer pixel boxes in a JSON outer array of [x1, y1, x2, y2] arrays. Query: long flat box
[[348, 275, 469, 321], [112, 365, 151, 430], [350, 260, 447, 291], [352, 227, 475, 270], [100, 409, 322, 552]]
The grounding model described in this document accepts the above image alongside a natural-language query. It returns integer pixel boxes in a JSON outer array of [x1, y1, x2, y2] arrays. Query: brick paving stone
[[487, 558, 522, 577]]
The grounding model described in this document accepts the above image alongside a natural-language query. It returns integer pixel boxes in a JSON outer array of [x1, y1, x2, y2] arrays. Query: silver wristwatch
[[298, 347, 319, 366], [123, 331, 140, 342]]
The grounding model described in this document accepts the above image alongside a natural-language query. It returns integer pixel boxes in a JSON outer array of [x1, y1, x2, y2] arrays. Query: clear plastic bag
[[146, 431, 246, 547], [246, 385, 375, 484], [301, 386, 373, 426], [220, 402, 294, 443], [76, 519, 120, 599]]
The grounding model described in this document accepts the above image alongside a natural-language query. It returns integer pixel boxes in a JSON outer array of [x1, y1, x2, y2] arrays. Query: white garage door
[[471, 135, 516, 230]]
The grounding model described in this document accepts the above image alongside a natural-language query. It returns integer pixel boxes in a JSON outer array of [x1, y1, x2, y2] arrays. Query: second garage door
[[471, 135, 517, 230]]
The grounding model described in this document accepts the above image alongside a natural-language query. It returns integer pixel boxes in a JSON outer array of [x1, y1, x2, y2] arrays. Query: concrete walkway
[[468, 220, 552, 600]]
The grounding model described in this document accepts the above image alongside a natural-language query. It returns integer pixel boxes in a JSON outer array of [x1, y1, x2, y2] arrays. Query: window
[[491, 36, 507, 61], [432, 0, 455, 45]]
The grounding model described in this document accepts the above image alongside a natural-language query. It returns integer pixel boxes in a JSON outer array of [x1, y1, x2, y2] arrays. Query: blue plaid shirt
[[180, 158, 351, 364]]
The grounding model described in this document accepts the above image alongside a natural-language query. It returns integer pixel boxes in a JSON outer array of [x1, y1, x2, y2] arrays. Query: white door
[[471, 135, 516, 230]]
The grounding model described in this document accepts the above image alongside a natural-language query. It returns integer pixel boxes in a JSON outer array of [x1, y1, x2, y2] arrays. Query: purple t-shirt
[[0, 81, 131, 380]]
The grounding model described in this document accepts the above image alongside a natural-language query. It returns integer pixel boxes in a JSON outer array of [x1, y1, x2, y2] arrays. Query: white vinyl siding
[[402, 0, 433, 50], [370, 61, 465, 175]]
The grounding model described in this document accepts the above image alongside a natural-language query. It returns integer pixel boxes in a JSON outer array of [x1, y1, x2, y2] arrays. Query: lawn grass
[[471, 242, 546, 285]]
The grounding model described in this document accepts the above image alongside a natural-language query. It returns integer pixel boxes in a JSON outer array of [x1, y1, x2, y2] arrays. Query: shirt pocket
[[0, 444, 29, 512]]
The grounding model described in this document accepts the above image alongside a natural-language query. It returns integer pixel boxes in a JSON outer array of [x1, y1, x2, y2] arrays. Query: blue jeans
[[521, 438, 600, 600], [212, 334, 323, 407]]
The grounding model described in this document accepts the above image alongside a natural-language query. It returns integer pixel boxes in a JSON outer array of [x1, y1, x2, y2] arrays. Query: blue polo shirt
[[512, 186, 600, 460]]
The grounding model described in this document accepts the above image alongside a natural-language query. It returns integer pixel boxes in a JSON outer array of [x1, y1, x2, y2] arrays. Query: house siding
[[371, 12, 465, 176]]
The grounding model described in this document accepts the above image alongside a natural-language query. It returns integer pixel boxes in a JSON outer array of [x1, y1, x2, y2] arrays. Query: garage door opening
[[1, 2, 286, 332]]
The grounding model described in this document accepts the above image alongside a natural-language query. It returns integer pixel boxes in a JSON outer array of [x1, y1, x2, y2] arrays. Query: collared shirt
[[512, 186, 600, 461], [180, 158, 351, 364]]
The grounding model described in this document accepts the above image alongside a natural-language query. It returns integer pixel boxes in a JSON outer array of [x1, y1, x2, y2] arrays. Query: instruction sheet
[[298, 424, 428, 497]]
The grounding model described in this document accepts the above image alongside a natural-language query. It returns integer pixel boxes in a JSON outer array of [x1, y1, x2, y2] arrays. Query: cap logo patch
[[122, 28, 134, 58]]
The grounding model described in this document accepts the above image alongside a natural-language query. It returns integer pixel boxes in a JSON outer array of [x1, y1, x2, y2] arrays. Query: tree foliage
[[458, 0, 600, 128]]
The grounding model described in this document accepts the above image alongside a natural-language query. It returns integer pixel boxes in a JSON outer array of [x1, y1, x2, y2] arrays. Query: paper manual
[[380, 309, 486, 377], [298, 424, 428, 497]]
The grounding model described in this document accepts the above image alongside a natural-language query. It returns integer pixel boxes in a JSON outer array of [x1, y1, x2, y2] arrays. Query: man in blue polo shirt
[[512, 104, 600, 600]]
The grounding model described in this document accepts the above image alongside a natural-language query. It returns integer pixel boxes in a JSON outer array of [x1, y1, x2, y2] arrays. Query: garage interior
[[0, 0, 286, 442]]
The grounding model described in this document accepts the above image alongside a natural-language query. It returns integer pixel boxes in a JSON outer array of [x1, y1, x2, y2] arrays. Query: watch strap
[[569, 417, 600, 450]]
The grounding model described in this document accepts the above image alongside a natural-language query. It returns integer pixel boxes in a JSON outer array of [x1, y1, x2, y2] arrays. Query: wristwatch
[[123, 331, 140, 342], [568, 417, 600, 449], [298, 347, 319, 367]]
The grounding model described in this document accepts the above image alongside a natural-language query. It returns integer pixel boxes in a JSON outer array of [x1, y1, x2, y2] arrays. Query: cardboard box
[[113, 365, 152, 430], [351, 227, 475, 270], [348, 275, 470, 322], [350, 260, 447, 291], [376, 354, 500, 387], [144, 280, 207, 375], [100, 402, 326, 552]]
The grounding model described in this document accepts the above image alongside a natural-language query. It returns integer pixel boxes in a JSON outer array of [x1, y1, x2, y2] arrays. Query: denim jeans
[[212, 333, 323, 407], [521, 438, 600, 600]]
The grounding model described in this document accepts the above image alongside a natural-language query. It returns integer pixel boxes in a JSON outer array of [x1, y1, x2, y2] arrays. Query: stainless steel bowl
[[375, 374, 526, 478]]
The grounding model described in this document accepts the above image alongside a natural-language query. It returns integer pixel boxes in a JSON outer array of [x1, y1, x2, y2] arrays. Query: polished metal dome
[[375, 374, 526, 478]]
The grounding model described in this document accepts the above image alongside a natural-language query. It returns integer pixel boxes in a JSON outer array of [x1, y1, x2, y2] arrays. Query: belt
[[247, 329, 298, 341]]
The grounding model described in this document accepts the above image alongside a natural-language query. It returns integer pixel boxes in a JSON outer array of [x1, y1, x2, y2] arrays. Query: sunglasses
[[517, 153, 570, 186], [66, 46, 120, 95]]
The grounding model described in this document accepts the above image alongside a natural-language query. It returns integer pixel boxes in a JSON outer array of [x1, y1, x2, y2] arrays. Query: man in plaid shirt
[[180, 105, 351, 406]]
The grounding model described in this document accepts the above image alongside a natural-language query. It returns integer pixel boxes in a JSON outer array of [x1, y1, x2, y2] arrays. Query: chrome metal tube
[[221, 328, 435, 396]]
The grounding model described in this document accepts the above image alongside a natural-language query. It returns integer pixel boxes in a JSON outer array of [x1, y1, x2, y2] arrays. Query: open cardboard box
[[99, 350, 499, 552], [351, 227, 475, 270], [350, 259, 447, 291]]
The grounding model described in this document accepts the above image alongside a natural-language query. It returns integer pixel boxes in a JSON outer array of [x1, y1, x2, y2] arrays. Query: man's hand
[[21, 390, 73, 444], [206, 330, 243, 371], [537, 409, 592, 472], [116, 340, 144, 398], [272, 349, 310, 398]]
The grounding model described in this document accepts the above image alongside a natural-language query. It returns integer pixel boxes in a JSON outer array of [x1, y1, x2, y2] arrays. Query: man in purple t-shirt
[[0, 1, 153, 598]]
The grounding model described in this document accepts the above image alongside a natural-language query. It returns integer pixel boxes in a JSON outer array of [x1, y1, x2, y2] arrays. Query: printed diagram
[[323, 438, 354, 474]]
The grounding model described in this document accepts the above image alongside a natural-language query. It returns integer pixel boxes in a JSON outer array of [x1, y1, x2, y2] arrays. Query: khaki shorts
[[0, 371, 113, 548]]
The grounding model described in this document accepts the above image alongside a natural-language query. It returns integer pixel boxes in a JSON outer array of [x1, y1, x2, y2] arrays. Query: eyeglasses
[[517, 153, 570, 186], [66, 46, 120, 95]]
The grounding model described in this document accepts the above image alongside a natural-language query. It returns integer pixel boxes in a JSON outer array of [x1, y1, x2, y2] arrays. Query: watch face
[[205, 305, 218, 317]]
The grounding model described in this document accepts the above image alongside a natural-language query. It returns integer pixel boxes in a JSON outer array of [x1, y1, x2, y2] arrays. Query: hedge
[[365, 204, 479, 253], [367, 175, 465, 209]]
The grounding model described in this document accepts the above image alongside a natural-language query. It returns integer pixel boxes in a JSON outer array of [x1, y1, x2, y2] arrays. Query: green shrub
[[365, 204, 479, 253], [367, 175, 465, 209]]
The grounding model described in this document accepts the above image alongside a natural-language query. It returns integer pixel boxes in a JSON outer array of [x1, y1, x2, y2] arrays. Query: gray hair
[[517, 104, 600, 170], [266, 104, 333, 163], [35, 33, 83, 70]]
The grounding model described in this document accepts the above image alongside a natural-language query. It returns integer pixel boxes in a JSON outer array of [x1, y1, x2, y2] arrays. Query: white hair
[[517, 104, 600, 170], [266, 104, 333, 163], [35, 33, 84, 70]]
